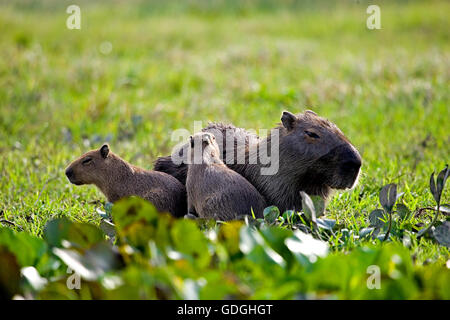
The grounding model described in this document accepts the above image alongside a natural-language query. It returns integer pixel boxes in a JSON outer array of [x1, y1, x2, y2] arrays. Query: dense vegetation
[[0, 0, 448, 299]]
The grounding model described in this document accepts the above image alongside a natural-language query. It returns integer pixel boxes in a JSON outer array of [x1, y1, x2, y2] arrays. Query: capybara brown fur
[[154, 110, 361, 213], [186, 132, 267, 221], [65, 144, 187, 217]]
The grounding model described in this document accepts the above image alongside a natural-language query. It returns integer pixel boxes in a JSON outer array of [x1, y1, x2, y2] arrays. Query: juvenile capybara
[[154, 110, 361, 213], [186, 132, 267, 220], [65, 144, 187, 217]]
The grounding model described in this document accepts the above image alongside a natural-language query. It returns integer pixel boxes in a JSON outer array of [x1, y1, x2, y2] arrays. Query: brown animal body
[[154, 110, 361, 213], [65, 144, 187, 217], [186, 132, 266, 220]]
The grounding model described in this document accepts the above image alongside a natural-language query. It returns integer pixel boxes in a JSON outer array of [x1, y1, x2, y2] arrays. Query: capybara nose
[[65, 168, 74, 179], [341, 158, 361, 173], [339, 145, 362, 173]]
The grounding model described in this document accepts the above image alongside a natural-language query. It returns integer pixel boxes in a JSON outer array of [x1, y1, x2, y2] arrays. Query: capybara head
[[279, 110, 361, 191], [189, 132, 221, 165], [65, 144, 112, 186]]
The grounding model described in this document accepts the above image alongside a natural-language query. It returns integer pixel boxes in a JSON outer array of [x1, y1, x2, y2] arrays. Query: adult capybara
[[186, 132, 267, 221], [65, 144, 187, 217], [154, 110, 361, 213]]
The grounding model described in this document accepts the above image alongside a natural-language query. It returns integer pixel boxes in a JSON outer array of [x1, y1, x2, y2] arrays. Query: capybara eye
[[82, 157, 92, 165], [304, 130, 320, 139]]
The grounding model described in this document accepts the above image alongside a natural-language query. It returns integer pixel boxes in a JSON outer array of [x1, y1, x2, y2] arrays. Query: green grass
[[0, 0, 449, 295]]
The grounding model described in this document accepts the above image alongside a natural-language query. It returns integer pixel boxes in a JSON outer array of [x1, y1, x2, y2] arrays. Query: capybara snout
[[316, 143, 361, 190], [64, 167, 79, 185], [65, 167, 74, 179]]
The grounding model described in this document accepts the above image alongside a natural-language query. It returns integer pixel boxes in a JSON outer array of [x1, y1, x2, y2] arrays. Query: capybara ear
[[100, 144, 110, 159], [281, 111, 297, 131], [190, 136, 194, 148], [305, 109, 317, 116]]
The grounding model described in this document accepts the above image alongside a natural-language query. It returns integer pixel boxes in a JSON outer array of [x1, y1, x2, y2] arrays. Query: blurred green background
[[0, 0, 448, 257]]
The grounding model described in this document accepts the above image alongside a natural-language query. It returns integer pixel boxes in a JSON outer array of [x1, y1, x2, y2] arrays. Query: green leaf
[[21, 266, 47, 291], [259, 227, 295, 265], [104, 202, 114, 216], [435, 165, 449, 204], [0, 246, 21, 299], [359, 227, 376, 238], [217, 221, 244, 256], [311, 196, 326, 218], [439, 205, 450, 215], [300, 191, 316, 222], [96, 207, 109, 219], [396, 204, 410, 220], [284, 230, 328, 264], [263, 206, 280, 223], [379, 184, 397, 213], [43, 218, 105, 248], [430, 171, 437, 203], [417, 227, 429, 237], [239, 226, 286, 268], [316, 218, 336, 231], [53, 242, 123, 281], [282, 210, 297, 223], [369, 209, 385, 228], [100, 219, 116, 239], [111, 196, 160, 232], [0, 228, 47, 267], [171, 219, 210, 267], [433, 222, 450, 247]]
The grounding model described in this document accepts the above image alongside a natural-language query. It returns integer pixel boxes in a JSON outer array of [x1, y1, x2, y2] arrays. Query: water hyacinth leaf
[[199, 271, 240, 300], [43, 218, 105, 248], [96, 207, 109, 219], [259, 227, 294, 265], [316, 218, 336, 231], [379, 184, 397, 213], [282, 210, 297, 223], [53, 242, 123, 281], [0, 228, 47, 267], [340, 228, 351, 240], [396, 204, 410, 220], [359, 227, 375, 238], [263, 206, 280, 223], [435, 165, 449, 204], [311, 196, 325, 218], [21, 266, 48, 291], [239, 226, 259, 254], [396, 192, 405, 201], [369, 209, 385, 228], [433, 222, 450, 247], [182, 279, 202, 300], [171, 219, 210, 268], [111, 197, 160, 232], [100, 219, 116, 239], [0, 246, 21, 300], [402, 233, 412, 247], [417, 227, 429, 237], [377, 233, 388, 241], [284, 230, 328, 264], [300, 191, 316, 222], [239, 226, 285, 268], [104, 202, 114, 216], [217, 221, 243, 256], [430, 171, 437, 203], [439, 205, 450, 215]]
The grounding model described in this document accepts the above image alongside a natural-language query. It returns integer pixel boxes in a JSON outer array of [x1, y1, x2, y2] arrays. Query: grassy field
[[0, 0, 449, 299]]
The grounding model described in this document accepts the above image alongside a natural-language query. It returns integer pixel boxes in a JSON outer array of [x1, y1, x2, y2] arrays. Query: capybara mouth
[[68, 178, 83, 185], [331, 168, 361, 190]]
